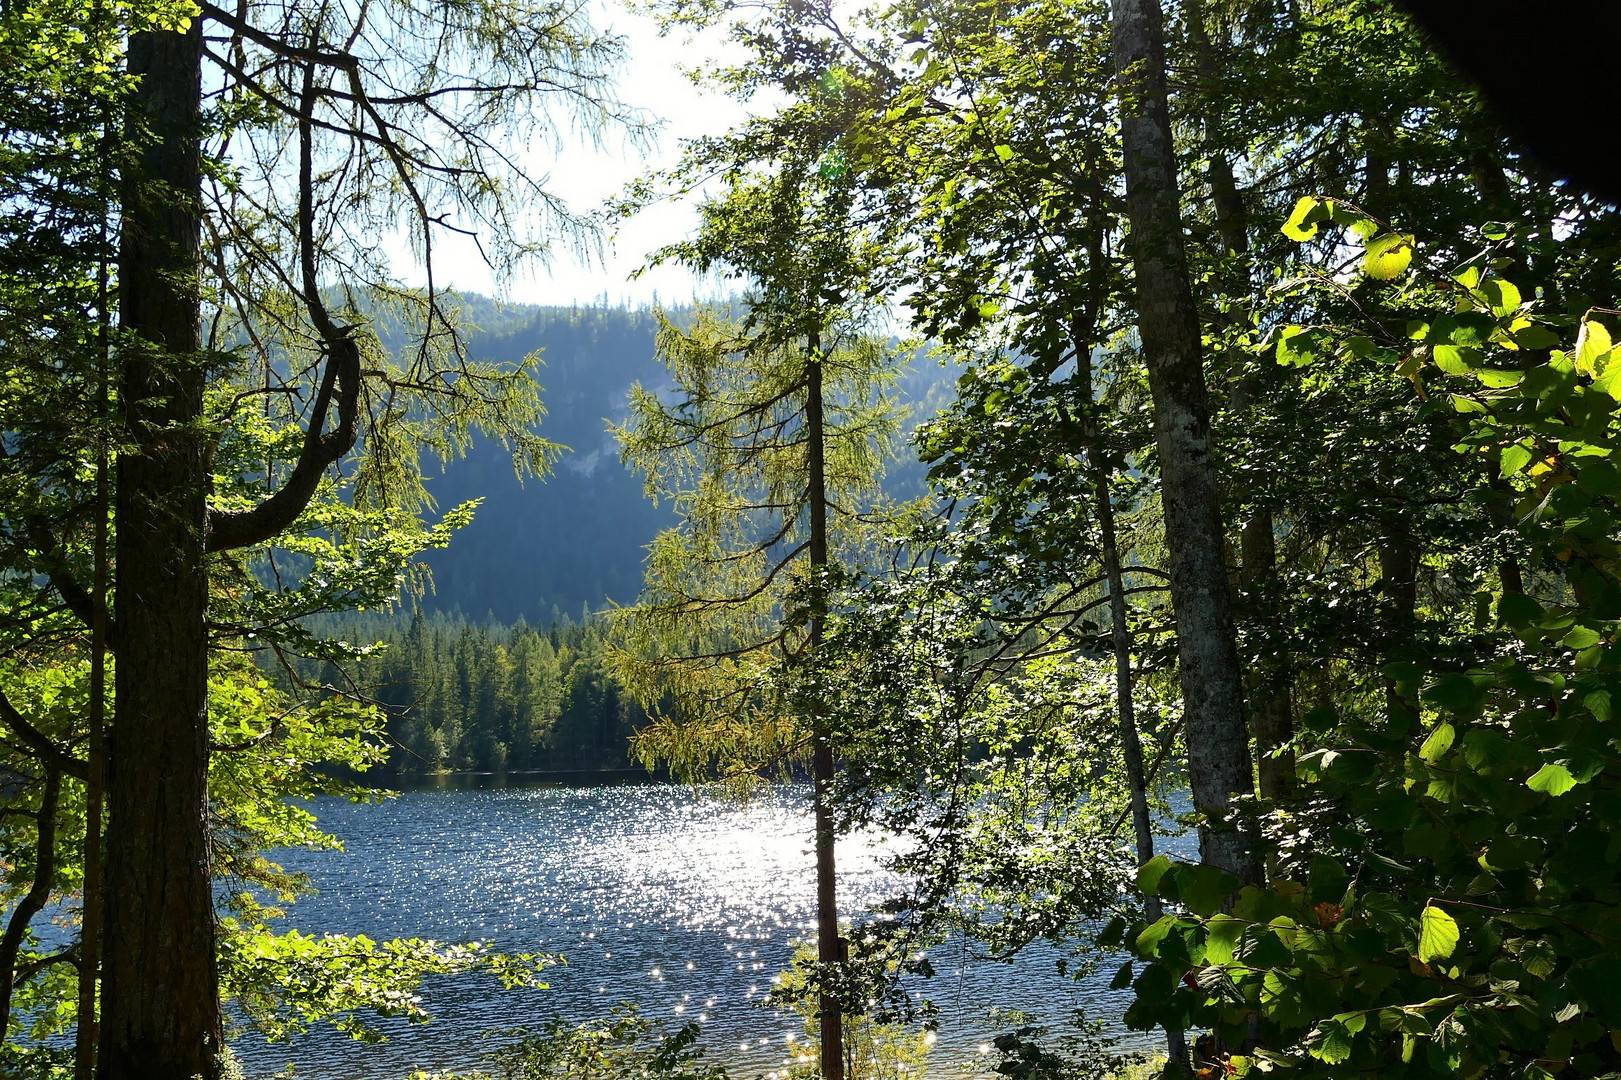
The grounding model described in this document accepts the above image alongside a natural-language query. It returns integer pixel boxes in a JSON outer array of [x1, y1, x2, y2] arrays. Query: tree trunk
[[1240, 516, 1295, 800], [100, 21, 223, 1080], [77, 270, 112, 1080], [1380, 520, 1419, 727], [1110, 0, 1257, 883], [805, 334, 845, 1080], [1185, 0, 1294, 806], [1073, 346, 1190, 1074]]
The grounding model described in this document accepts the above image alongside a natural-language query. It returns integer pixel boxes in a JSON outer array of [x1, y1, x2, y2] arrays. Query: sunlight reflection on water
[[233, 780, 1160, 1079]]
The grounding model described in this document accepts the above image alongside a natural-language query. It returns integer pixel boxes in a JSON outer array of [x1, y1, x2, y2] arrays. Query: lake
[[232, 778, 1169, 1079]]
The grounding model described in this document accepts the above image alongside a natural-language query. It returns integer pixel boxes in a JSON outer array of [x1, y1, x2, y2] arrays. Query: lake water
[[232, 778, 1168, 1079]]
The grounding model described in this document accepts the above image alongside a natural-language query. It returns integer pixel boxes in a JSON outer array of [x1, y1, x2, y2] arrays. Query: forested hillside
[[401, 300, 943, 622]]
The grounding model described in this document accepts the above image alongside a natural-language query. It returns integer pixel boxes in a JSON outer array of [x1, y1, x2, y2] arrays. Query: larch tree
[[612, 151, 902, 1080]]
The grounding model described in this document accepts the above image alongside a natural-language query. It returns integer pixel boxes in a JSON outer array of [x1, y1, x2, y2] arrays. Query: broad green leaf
[[1475, 366, 1524, 388], [1417, 904, 1459, 962], [1593, 357, 1621, 400], [1134, 915, 1177, 957], [1520, 938, 1557, 978], [1162, 862, 1243, 917], [1513, 323, 1561, 350], [1432, 344, 1474, 375], [1137, 854, 1172, 894], [1276, 326, 1317, 367], [1561, 625, 1601, 649], [1500, 443, 1534, 477], [1480, 279, 1521, 315], [1203, 914, 1244, 965], [1281, 196, 1329, 241], [992, 143, 1014, 163], [1364, 233, 1414, 280], [1418, 722, 1455, 764], [1576, 319, 1613, 375], [1527, 762, 1577, 796], [1314, 1021, 1353, 1064], [1497, 592, 1543, 627], [1586, 689, 1613, 722]]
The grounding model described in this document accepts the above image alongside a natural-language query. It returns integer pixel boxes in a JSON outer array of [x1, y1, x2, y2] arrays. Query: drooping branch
[[0, 767, 63, 1035], [206, 62, 360, 553], [0, 688, 88, 781]]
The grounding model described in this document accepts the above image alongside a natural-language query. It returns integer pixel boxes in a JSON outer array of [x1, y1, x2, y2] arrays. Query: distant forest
[[403, 299, 949, 625], [296, 612, 650, 776]]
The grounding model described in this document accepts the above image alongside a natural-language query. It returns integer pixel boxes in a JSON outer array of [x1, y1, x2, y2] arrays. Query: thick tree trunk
[[805, 337, 845, 1080], [1185, 0, 1295, 806], [100, 21, 223, 1080], [1110, 0, 1257, 883]]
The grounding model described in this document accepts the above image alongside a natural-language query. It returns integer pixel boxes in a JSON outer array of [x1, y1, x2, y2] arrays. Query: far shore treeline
[[288, 613, 650, 776]]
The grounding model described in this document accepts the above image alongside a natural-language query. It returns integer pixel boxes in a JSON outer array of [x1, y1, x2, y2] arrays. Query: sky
[[398, 2, 752, 309]]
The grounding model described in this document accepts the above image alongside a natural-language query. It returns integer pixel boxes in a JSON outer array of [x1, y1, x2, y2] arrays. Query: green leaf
[[1475, 367, 1524, 388], [1315, 1021, 1353, 1064], [1480, 279, 1521, 315], [1513, 323, 1561, 350], [1418, 723, 1455, 764], [1498, 592, 1543, 627], [1137, 854, 1172, 894], [1594, 358, 1621, 400], [1282, 196, 1329, 241], [1162, 862, 1243, 917], [1500, 443, 1534, 477], [1432, 344, 1475, 375], [1417, 905, 1459, 963], [1109, 958, 1134, 989], [992, 143, 1014, 163], [1576, 319, 1613, 375], [1276, 326, 1317, 367], [1364, 233, 1414, 280], [1203, 914, 1244, 965], [1527, 762, 1577, 796], [1134, 915, 1177, 957]]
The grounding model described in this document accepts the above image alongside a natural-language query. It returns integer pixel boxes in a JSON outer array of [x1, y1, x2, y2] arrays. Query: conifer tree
[[612, 154, 901, 1080]]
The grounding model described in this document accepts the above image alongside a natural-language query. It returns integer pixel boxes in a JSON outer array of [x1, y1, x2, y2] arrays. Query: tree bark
[[1379, 520, 1419, 727], [1110, 0, 1257, 883], [805, 333, 845, 1080], [1073, 342, 1190, 1074], [100, 20, 224, 1080]]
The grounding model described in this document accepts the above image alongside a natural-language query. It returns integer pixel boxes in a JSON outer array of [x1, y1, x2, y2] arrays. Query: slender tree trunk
[[0, 768, 61, 1036], [77, 245, 112, 1079], [1379, 520, 1419, 726], [1073, 346, 1190, 1074], [1239, 517, 1294, 800], [100, 21, 223, 1080], [805, 334, 845, 1080], [1110, 0, 1257, 883]]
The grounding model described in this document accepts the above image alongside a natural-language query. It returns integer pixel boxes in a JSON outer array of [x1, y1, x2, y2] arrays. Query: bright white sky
[[405, 2, 751, 308]]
